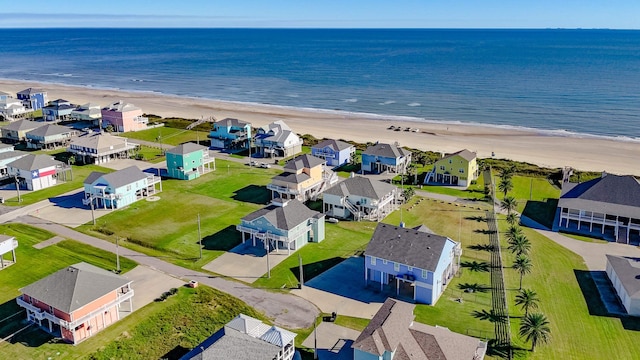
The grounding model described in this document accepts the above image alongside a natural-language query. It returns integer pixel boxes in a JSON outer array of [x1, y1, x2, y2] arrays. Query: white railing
[[236, 225, 309, 245], [266, 183, 300, 195]]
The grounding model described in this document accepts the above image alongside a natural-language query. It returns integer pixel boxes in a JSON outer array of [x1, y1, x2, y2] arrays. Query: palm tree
[[500, 164, 516, 181], [513, 255, 533, 290], [506, 212, 519, 226], [506, 225, 523, 244], [498, 177, 513, 197], [501, 196, 518, 215], [519, 312, 551, 352], [515, 289, 540, 317], [508, 234, 531, 256]]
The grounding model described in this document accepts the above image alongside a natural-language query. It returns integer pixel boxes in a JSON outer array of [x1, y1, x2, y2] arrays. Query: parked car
[[259, 162, 271, 168]]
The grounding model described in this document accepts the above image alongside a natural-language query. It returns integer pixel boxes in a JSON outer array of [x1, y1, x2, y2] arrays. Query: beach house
[[83, 166, 161, 210], [208, 118, 252, 150], [25, 124, 78, 150], [254, 120, 303, 158], [311, 139, 356, 167], [236, 199, 325, 254], [1, 119, 46, 143], [101, 101, 148, 133], [352, 298, 486, 360], [0, 91, 10, 101], [0, 97, 30, 121], [267, 154, 338, 202], [42, 99, 75, 121], [0, 144, 27, 176], [68, 133, 138, 164], [606, 255, 640, 316], [180, 314, 297, 360], [323, 176, 400, 221], [426, 149, 479, 188], [361, 142, 412, 174], [0, 235, 18, 269], [555, 172, 640, 244], [364, 223, 461, 305], [7, 154, 65, 191], [70, 103, 102, 126], [16, 262, 133, 345], [16, 88, 48, 111], [165, 143, 215, 180]]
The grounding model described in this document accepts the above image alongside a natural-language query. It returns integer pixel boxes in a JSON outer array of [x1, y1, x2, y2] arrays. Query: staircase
[[186, 116, 215, 130], [310, 170, 339, 201]]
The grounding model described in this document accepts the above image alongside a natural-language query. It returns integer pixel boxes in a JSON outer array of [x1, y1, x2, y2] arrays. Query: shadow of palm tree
[[474, 229, 496, 235], [461, 261, 490, 272], [472, 309, 507, 323], [458, 283, 491, 293], [468, 243, 495, 252], [465, 215, 487, 222]]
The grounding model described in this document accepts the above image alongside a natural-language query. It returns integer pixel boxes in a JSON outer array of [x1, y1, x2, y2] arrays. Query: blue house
[[361, 143, 412, 174], [311, 139, 355, 167], [208, 118, 252, 150], [42, 99, 75, 121], [236, 199, 325, 255], [364, 223, 461, 305], [16, 88, 48, 111], [83, 166, 161, 209]]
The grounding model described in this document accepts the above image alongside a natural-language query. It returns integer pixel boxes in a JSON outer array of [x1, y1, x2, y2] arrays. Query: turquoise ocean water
[[1, 28, 639, 139]]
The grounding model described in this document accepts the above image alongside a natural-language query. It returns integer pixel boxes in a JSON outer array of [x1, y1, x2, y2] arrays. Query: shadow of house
[[232, 185, 271, 205], [162, 345, 190, 360], [522, 198, 558, 229], [290, 257, 345, 283], [48, 192, 85, 209], [574, 269, 640, 331], [202, 225, 242, 251], [0, 299, 52, 348]]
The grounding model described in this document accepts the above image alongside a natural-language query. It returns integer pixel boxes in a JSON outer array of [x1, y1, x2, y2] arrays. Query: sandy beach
[[2, 79, 638, 176]]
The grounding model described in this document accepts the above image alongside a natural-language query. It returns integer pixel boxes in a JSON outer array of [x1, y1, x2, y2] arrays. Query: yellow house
[[429, 149, 478, 188], [267, 154, 338, 202]]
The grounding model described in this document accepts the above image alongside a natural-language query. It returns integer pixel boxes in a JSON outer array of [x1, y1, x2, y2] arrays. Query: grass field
[[253, 221, 377, 289], [420, 172, 488, 201], [385, 198, 496, 343], [121, 127, 201, 146], [77, 158, 279, 269], [4, 164, 115, 206], [498, 218, 640, 359], [0, 223, 137, 359], [495, 175, 560, 214], [133, 145, 166, 163]]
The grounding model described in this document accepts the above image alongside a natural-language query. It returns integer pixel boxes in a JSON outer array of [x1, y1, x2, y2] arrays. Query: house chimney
[[601, 171, 607, 178], [270, 198, 288, 207], [350, 172, 355, 178]]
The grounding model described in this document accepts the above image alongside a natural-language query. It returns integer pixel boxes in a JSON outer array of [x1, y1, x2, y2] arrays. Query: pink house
[[101, 101, 148, 133], [16, 262, 134, 344]]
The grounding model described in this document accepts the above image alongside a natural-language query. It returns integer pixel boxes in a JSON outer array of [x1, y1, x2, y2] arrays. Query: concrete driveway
[[292, 257, 385, 319], [99, 158, 154, 171], [28, 190, 113, 228], [121, 265, 185, 313], [301, 322, 361, 360], [202, 242, 291, 283]]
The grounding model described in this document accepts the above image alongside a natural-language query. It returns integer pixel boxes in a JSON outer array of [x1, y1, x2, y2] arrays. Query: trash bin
[[0, 197, 4, 204]]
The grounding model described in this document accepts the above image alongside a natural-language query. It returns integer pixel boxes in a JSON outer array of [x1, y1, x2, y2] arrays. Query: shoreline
[[1, 78, 639, 176]]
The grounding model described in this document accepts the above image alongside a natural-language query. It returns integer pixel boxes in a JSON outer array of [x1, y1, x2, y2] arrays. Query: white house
[[606, 255, 640, 316], [323, 176, 400, 221], [254, 120, 303, 158], [7, 154, 64, 191]]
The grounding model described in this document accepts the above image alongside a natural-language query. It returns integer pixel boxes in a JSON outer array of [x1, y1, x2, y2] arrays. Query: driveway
[[122, 265, 185, 312], [202, 242, 290, 283], [99, 158, 154, 171], [292, 257, 385, 319], [301, 322, 361, 360], [29, 190, 113, 227]]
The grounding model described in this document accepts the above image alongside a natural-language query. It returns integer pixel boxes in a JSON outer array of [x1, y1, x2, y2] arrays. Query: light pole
[[89, 194, 96, 226], [14, 175, 20, 203], [197, 213, 202, 260], [116, 236, 121, 272]]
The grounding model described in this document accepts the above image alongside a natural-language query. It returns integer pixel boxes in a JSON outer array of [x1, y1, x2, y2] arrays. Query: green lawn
[[133, 145, 166, 163], [77, 159, 280, 270], [4, 164, 115, 206], [498, 218, 640, 359], [121, 127, 202, 146], [495, 175, 560, 213], [420, 171, 488, 201], [253, 221, 377, 289], [333, 315, 370, 332], [386, 198, 496, 343]]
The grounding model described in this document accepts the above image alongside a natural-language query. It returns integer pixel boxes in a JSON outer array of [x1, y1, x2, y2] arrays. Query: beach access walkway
[[15, 215, 319, 329]]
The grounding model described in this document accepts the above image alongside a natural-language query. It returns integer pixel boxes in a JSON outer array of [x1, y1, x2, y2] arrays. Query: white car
[[259, 163, 271, 169]]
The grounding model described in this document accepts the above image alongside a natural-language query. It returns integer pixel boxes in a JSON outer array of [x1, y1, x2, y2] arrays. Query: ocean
[[1, 28, 639, 139]]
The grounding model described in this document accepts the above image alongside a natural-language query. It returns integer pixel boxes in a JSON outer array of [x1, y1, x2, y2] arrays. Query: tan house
[[68, 133, 138, 164], [426, 149, 478, 188], [0, 119, 46, 143], [267, 154, 338, 202]]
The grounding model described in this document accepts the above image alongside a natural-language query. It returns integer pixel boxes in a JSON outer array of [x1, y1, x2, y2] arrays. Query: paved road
[[17, 215, 319, 329]]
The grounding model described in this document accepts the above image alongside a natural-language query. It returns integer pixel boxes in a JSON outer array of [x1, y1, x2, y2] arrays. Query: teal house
[[165, 143, 215, 180], [236, 199, 325, 255]]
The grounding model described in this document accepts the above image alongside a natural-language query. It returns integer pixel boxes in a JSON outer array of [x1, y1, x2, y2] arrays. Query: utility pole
[[266, 232, 271, 278], [116, 236, 121, 272], [157, 167, 162, 192], [298, 253, 304, 288], [197, 213, 202, 260], [90, 194, 96, 226], [14, 175, 20, 203]]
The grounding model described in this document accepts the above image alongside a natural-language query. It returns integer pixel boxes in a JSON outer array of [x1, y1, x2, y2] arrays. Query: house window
[[370, 257, 376, 265], [448, 159, 452, 164], [394, 263, 400, 271], [382, 259, 388, 265], [459, 168, 465, 173], [126, 185, 131, 191], [408, 266, 413, 271], [422, 269, 428, 278], [440, 165, 445, 171]]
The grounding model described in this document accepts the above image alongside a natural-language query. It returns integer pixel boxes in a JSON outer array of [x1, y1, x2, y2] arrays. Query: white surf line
[[0, 323, 33, 344]]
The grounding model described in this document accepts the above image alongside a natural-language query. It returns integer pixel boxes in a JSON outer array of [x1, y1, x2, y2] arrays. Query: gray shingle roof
[[17, 88, 46, 95], [272, 172, 310, 184], [242, 200, 320, 230], [313, 139, 353, 152], [187, 327, 281, 360], [166, 142, 207, 155], [20, 262, 131, 314], [97, 166, 148, 189], [606, 255, 640, 300], [26, 124, 74, 138], [2, 119, 46, 132], [323, 176, 398, 201], [7, 154, 62, 171], [217, 118, 250, 128], [440, 149, 476, 162], [283, 154, 325, 171], [0, 150, 28, 162], [83, 171, 106, 185], [352, 298, 485, 360], [365, 223, 450, 272], [558, 174, 640, 219], [363, 143, 411, 159]]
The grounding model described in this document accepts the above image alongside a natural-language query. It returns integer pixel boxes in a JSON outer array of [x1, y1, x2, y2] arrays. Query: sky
[[0, 0, 639, 29]]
